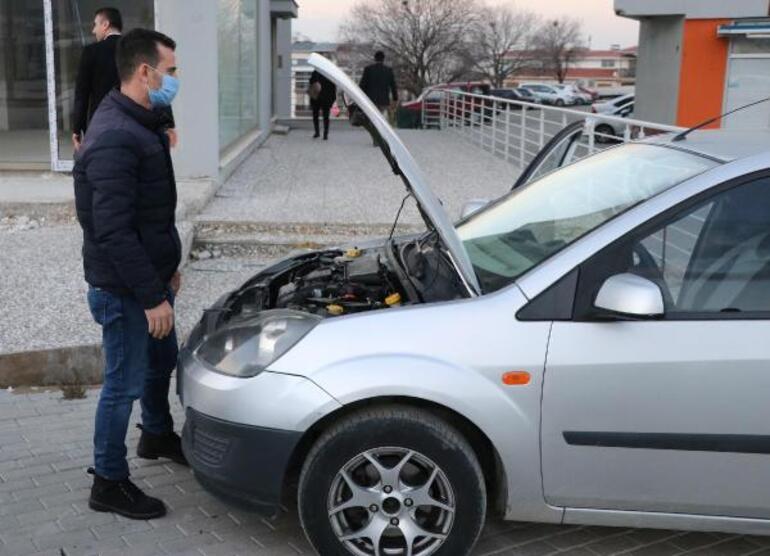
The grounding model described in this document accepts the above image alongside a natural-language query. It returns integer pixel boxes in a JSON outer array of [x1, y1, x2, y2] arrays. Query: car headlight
[[194, 310, 321, 378]]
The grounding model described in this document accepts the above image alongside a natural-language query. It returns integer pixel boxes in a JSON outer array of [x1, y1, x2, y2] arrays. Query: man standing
[[74, 28, 183, 520], [71, 8, 123, 151], [359, 50, 398, 119]]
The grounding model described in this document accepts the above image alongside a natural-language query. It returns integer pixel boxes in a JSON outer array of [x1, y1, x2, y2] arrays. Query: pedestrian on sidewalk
[[71, 8, 123, 151], [72, 8, 177, 152], [309, 68, 337, 140], [359, 50, 398, 122], [73, 28, 184, 521]]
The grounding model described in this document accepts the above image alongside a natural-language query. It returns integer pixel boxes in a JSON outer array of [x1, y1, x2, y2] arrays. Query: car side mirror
[[460, 198, 490, 219], [594, 273, 664, 318]]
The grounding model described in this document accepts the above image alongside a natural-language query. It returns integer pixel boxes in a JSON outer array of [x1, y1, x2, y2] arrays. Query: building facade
[[0, 0, 297, 179], [616, 0, 770, 129], [503, 47, 637, 89]]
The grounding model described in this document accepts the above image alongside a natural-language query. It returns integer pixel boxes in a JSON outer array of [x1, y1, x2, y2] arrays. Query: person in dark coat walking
[[73, 28, 184, 521], [359, 50, 398, 117], [309, 69, 336, 140], [71, 8, 123, 151], [72, 8, 177, 151]]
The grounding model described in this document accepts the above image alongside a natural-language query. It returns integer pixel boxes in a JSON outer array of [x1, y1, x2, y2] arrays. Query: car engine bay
[[220, 235, 467, 323]]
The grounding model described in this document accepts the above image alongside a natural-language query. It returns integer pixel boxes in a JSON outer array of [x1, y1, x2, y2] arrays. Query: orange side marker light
[[502, 371, 531, 386]]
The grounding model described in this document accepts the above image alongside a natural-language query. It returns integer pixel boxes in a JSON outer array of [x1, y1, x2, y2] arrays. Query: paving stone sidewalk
[[1, 379, 770, 555]]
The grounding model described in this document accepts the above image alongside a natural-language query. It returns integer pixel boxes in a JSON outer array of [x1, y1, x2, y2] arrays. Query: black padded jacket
[[73, 90, 180, 309]]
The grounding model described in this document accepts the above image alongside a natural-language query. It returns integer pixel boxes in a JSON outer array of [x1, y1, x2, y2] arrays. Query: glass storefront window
[[52, 1, 154, 163], [219, 0, 259, 151], [0, 1, 48, 167]]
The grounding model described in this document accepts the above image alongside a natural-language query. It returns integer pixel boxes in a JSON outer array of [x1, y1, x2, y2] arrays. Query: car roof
[[642, 129, 770, 163]]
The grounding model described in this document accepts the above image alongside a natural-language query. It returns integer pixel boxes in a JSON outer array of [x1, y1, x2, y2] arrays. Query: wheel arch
[[282, 395, 508, 517]]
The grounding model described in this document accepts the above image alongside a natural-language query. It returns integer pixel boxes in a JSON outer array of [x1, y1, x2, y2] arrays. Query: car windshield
[[456, 144, 719, 293]]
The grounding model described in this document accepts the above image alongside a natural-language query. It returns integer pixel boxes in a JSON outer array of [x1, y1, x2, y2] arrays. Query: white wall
[[274, 17, 293, 118]]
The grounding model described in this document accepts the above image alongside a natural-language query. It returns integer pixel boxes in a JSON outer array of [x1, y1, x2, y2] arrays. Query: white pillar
[[155, 0, 220, 180]]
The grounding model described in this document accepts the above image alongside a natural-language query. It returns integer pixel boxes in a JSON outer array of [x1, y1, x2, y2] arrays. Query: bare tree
[[465, 5, 538, 88], [340, 0, 479, 97], [533, 17, 585, 83]]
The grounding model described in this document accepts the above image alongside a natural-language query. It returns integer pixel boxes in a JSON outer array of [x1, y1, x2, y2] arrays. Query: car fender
[[302, 352, 562, 523]]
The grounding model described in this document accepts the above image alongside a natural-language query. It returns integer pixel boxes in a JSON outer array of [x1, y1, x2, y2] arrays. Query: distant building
[[615, 0, 770, 129], [502, 46, 637, 89], [291, 41, 337, 117]]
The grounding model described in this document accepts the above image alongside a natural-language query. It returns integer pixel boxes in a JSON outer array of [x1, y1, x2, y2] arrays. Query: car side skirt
[[564, 508, 770, 536]]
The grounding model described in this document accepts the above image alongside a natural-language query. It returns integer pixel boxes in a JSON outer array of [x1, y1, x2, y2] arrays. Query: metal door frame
[[42, 0, 74, 172]]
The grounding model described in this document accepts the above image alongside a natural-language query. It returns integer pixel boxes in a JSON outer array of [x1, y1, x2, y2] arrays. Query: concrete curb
[[0, 344, 103, 388]]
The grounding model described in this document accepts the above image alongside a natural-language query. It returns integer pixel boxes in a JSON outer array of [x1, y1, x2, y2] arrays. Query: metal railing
[[421, 90, 685, 169]]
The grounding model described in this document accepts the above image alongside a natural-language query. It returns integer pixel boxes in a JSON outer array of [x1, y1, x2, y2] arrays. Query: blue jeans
[[87, 286, 178, 480]]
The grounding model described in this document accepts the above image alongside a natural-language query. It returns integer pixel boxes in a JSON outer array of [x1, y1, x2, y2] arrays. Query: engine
[[219, 234, 469, 325], [273, 248, 406, 316], [222, 246, 411, 322]]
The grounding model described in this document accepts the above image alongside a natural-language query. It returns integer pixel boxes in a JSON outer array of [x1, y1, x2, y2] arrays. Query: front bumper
[[182, 407, 301, 514], [177, 318, 342, 513]]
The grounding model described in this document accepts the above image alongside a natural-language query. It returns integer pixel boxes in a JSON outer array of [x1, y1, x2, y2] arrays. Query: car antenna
[[672, 96, 770, 142]]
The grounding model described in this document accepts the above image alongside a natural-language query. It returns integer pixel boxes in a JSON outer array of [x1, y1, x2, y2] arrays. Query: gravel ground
[[0, 223, 268, 355]]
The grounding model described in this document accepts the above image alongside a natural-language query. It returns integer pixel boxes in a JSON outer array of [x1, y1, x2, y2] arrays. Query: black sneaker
[[136, 424, 188, 466], [88, 468, 166, 519]]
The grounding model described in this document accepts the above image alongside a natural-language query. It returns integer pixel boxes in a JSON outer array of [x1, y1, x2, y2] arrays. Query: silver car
[[179, 54, 770, 556]]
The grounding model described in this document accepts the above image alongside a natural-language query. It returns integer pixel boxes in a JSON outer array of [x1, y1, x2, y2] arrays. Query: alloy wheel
[[327, 446, 456, 556]]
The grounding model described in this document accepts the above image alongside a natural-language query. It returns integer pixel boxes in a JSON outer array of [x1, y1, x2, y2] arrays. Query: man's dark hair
[[95, 7, 123, 31], [374, 51, 385, 62], [116, 28, 176, 83]]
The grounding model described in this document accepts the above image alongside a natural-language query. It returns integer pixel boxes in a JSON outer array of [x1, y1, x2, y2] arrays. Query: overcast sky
[[293, 0, 640, 50]]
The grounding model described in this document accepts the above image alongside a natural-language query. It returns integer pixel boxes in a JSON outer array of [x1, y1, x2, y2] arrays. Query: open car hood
[[308, 54, 481, 296]]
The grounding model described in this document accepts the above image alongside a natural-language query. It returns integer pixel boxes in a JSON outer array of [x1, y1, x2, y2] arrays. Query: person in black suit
[[359, 51, 398, 117], [72, 8, 123, 151], [309, 69, 337, 140]]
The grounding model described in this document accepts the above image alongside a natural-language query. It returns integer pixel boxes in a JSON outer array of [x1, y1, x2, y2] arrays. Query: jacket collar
[[106, 89, 164, 131]]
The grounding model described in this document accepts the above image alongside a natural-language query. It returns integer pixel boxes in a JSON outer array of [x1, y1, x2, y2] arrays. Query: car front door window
[[588, 175, 770, 316]]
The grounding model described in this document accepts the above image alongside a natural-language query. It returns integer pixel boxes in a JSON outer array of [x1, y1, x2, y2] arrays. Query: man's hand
[[144, 300, 174, 339], [72, 133, 82, 151], [170, 271, 181, 295], [166, 128, 178, 148]]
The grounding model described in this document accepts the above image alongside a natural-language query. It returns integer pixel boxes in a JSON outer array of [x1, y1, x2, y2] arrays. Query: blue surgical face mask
[[147, 66, 179, 108]]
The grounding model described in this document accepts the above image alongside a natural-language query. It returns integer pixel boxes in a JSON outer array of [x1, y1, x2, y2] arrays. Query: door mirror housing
[[460, 198, 490, 219], [594, 273, 664, 318]]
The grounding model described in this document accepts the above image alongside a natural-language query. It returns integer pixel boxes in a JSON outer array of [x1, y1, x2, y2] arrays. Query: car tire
[[595, 123, 619, 144], [555, 99, 565, 107], [298, 405, 487, 556]]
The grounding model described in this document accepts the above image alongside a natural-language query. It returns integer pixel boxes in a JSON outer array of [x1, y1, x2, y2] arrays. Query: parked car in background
[[515, 87, 541, 105], [591, 94, 636, 143], [519, 83, 577, 106], [489, 88, 541, 109], [181, 54, 770, 556], [592, 93, 634, 115], [553, 83, 592, 105], [400, 81, 492, 126], [576, 84, 599, 101], [592, 98, 635, 143]]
